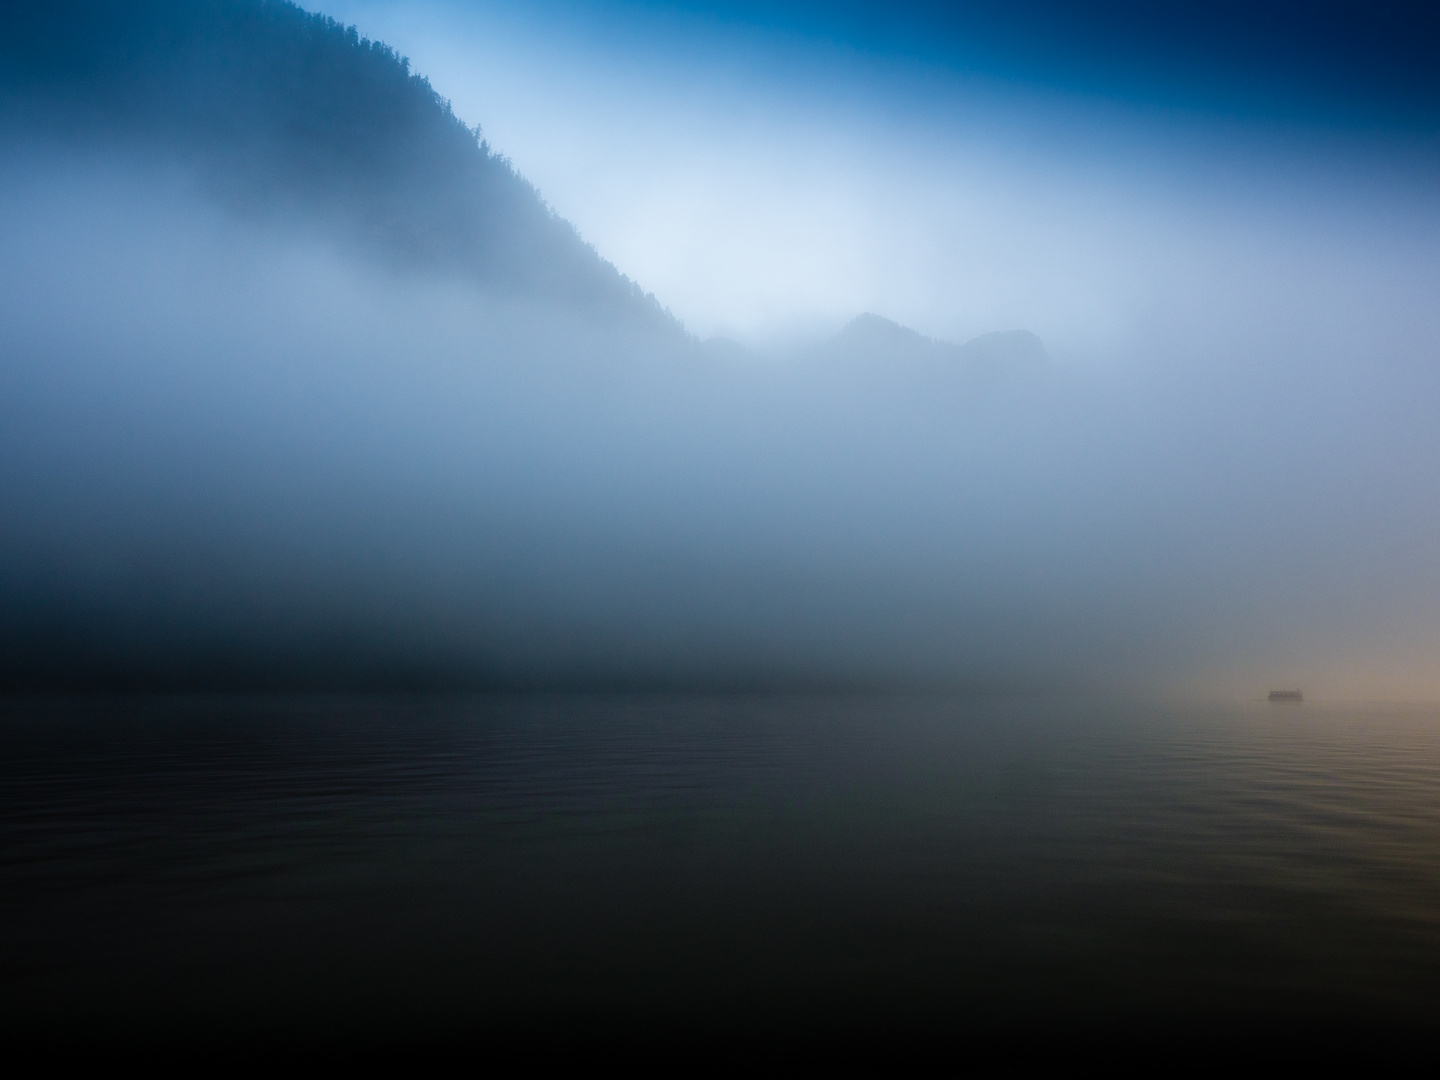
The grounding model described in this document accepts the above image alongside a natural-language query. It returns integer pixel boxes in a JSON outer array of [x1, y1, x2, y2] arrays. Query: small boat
[[1268, 690, 1303, 702]]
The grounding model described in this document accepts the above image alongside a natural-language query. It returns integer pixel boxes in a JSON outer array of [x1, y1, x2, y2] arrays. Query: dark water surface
[[5, 694, 1440, 1055]]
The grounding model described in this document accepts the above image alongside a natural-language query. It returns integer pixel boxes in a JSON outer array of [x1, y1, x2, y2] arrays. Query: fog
[[4, 3, 1440, 698]]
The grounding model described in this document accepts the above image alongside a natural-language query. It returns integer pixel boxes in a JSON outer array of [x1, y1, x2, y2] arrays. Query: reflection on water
[[4, 694, 1440, 1050]]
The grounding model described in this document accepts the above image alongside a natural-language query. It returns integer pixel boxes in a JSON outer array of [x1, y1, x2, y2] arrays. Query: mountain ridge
[[823, 312, 1048, 373], [0, 0, 679, 330]]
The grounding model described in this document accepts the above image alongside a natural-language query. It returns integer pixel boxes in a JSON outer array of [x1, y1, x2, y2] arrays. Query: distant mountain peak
[[834, 313, 932, 348], [829, 314, 1047, 372], [956, 329, 1048, 368]]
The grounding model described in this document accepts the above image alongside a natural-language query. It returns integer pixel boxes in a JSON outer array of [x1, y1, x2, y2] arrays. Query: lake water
[[4, 694, 1440, 1060]]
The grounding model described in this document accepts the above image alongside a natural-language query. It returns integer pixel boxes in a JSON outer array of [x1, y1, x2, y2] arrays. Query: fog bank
[[4, 144, 1440, 698], [5, 0, 1440, 699]]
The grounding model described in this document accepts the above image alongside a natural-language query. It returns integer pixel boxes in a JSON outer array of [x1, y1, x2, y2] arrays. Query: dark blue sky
[[483, 1, 1440, 127], [753, 2, 1435, 113]]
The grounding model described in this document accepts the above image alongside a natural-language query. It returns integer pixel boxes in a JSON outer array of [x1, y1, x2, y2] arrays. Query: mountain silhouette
[[823, 313, 1048, 377], [0, 0, 676, 328]]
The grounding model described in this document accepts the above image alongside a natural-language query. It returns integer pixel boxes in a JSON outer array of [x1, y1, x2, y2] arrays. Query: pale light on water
[[5, 694, 1440, 1054]]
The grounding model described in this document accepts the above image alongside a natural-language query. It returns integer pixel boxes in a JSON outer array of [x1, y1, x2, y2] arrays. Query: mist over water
[[3, 136, 1440, 695]]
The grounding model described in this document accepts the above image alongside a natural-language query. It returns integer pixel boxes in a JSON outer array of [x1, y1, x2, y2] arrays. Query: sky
[[319, 0, 1440, 350]]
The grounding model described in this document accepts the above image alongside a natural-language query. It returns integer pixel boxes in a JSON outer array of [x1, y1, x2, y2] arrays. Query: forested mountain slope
[[0, 0, 676, 326]]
